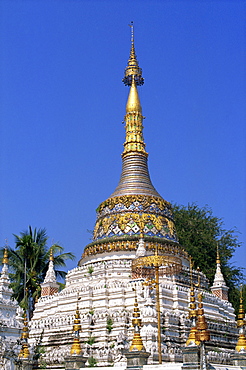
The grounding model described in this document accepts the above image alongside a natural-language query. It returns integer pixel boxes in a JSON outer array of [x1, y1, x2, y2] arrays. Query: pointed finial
[[2, 248, 9, 265], [129, 21, 134, 44], [49, 248, 54, 262], [123, 23, 144, 86], [216, 243, 220, 264], [186, 258, 199, 346]]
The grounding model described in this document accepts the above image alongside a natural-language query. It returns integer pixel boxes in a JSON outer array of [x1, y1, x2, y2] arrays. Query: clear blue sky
[[1, 1, 245, 277]]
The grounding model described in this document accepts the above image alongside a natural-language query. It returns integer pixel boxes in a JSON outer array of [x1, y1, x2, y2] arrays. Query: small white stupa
[[211, 246, 229, 301], [40, 249, 59, 297]]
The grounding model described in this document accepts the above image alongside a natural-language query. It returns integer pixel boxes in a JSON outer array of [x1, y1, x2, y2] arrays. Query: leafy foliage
[[1, 226, 75, 317], [85, 336, 96, 345], [88, 356, 97, 367], [230, 283, 246, 316], [172, 203, 245, 312], [106, 317, 113, 333]]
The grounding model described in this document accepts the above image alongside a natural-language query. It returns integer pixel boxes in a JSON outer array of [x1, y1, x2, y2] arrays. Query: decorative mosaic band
[[94, 194, 177, 241], [82, 239, 188, 260], [97, 195, 171, 213], [94, 211, 177, 240]]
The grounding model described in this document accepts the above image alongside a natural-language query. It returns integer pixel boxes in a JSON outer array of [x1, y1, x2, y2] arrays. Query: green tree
[[1, 226, 75, 317], [229, 283, 246, 316], [172, 203, 245, 312]]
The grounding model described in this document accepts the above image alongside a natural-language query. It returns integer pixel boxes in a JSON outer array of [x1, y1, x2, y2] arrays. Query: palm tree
[[1, 226, 75, 317]]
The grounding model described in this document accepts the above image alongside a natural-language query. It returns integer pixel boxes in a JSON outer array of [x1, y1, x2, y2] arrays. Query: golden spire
[[2, 248, 9, 265], [195, 293, 210, 343], [70, 301, 82, 355], [189, 287, 197, 320], [19, 311, 30, 358], [122, 23, 146, 159], [130, 287, 145, 351], [188, 259, 197, 319], [235, 284, 246, 352], [237, 285, 246, 328], [186, 259, 200, 346], [216, 244, 220, 264], [49, 248, 54, 262], [110, 23, 161, 199], [81, 23, 179, 259], [123, 75, 147, 157]]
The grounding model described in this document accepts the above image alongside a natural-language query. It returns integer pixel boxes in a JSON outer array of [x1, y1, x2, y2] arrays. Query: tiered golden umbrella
[[235, 285, 246, 352], [19, 311, 30, 358], [70, 302, 83, 355]]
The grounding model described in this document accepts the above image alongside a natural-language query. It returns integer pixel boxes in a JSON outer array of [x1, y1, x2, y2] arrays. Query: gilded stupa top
[[80, 25, 180, 263], [110, 23, 160, 198]]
